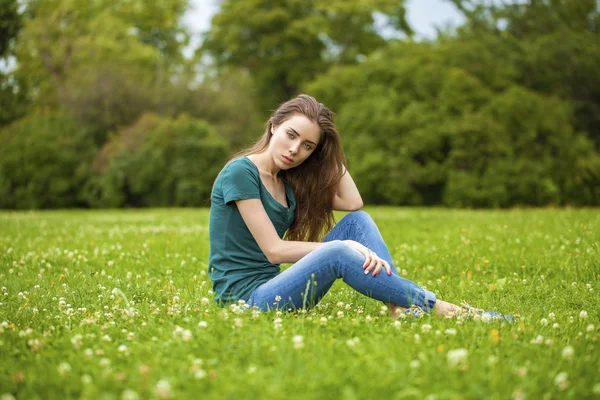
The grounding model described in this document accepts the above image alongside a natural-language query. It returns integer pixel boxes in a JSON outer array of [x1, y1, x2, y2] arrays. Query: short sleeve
[[220, 159, 261, 204]]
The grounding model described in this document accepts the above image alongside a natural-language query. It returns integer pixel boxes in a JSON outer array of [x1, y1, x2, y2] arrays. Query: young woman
[[208, 94, 513, 321]]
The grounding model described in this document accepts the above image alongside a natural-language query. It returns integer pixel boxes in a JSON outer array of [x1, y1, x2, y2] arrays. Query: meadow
[[0, 208, 598, 399]]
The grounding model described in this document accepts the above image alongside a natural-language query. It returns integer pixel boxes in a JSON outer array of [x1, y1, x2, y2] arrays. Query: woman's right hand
[[343, 240, 391, 277]]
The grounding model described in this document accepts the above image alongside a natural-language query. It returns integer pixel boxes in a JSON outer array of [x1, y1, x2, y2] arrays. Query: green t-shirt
[[208, 157, 296, 304]]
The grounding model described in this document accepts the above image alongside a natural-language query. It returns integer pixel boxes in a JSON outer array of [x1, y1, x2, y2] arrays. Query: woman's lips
[[282, 155, 294, 164]]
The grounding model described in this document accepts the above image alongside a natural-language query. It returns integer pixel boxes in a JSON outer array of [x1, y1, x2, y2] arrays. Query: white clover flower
[[481, 313, 492, 323], [201, 297, 209, 305], [444, 328, 457, 336], [71, 334, 83, 349], [579, 310, 588, 319], [234, 319, 243, 329], [554, 372, 569, 391], [156, 379, 172, 399], [529, 335, 544, 344], [421, 324, 432, 333], [553, 323, 560, 329], [337, 311, 344, 318], [365, 315, 373, 323], [447, 348, 468, 369], [107, 260, 114, 267], [57, 362, 71, 376], [410, 360, 421, 369], [194, 369, 207, 379], [100, 358, 110, 367], [562, 346, 574, 360], [292, 335, 304, 349], [247, 365, 257, 374], [393, 320, 402, 328], [198, 321, 208, 328], [81, 374, 92, 385], [118, 345, 128, 353], [121, 389, 139, 400], [319, 317, 327, 326], [539, 318, 549, 326], [83, 348, 93, 358], [487, 355, 498, 365], [548, 312, 556, 320], [587, 324, 595, 332]]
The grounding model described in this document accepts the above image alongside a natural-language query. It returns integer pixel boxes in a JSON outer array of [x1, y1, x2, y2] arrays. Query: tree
[[202, 0, 412, 111]]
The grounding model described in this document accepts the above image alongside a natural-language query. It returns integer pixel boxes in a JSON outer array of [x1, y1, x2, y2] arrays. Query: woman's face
[[269, 113, 321, 170]]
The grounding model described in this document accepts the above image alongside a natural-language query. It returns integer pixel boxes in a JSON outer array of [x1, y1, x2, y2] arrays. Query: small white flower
[[444, 328, 457, 336], [553, 323, 560, 329], [421, 324, 432, 333], [587, 324, 595, 332], [198, 321, 208, 328], [562, 346, 574, 360], [548, 312, 556, 320], [83, 348, 93, 358], [275, 295, 281, 302], [487, 355, 498, 365], [579, 310, 588, 319], [57, 362, 72, 376], [447, 348, 468, 369], [100, 358, 110, 367], [365, 315, 373, 323], [182, 329, 192, 342], [194, 369, 207, 379], [337, 310, 344, 318], [393, 320, 402, 328], [319, 317, 327, 326], [81, 374, 92, 385], [529, 335, 544, 344], [156, 379, 172, 399], [121, 389, 139, 400], [201, 297, 209, 305], [554, 372, 569, 391], [410, 360, 421, 368], [539, 318, 549, 326], [118, 345, 128, 353], [292, 335, 304, 349]]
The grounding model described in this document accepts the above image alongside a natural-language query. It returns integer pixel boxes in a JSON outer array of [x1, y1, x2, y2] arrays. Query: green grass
[[1, 207, 599, 399]]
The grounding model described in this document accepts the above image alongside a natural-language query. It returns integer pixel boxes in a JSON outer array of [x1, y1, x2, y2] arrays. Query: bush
[[0, 109, 95, 209], [87, 113, 228, 207]]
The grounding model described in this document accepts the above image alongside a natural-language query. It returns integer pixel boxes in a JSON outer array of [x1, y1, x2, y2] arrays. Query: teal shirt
[[208, 157, 296, 304]]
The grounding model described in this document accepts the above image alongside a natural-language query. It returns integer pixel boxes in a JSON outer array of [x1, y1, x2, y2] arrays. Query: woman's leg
[[247, 240, 437, 313]]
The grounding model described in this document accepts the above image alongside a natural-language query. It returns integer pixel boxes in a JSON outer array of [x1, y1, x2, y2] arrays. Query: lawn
[[1, 208, 599, 399]]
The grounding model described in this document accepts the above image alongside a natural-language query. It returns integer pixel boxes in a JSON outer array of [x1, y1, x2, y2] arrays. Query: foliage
[[86, 113, 228, 208], [202, 0, 411, 110], [0, 109, 95, 209]]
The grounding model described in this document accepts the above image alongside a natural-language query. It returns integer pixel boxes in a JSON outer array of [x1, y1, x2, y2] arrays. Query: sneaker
[[462, 304, 515, 323], [403, 306, 425, 319]]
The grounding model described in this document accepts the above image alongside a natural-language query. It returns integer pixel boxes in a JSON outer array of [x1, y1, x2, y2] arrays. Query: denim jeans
[[246, 211, 437, 312]]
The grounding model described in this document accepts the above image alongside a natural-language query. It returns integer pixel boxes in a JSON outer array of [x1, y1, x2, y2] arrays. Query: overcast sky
[[182, 0, 465, 56]]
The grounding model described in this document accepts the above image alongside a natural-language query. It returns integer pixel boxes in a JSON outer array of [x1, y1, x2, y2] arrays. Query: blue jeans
[[247, 211, 437, 312]]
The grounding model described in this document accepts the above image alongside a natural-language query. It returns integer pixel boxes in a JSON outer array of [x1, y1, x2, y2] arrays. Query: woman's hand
[[343, 240, 391, 277]]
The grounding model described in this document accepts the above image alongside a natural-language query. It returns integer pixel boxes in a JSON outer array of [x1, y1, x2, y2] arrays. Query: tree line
[[1, 0, 598, 209]]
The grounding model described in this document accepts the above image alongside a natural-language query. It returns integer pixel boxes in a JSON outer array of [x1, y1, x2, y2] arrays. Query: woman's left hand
[[343, 240, 391, 277]]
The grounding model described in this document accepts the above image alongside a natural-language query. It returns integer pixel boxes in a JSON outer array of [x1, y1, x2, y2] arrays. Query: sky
[[182, 0, 466, 56]]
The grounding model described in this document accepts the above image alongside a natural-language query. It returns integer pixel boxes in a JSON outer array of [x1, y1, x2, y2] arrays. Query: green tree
[[203, 0, 411, 111]]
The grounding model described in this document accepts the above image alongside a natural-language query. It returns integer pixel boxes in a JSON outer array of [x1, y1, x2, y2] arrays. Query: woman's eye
[[287, 132, 294, 138], [304, 143, 312, 150]]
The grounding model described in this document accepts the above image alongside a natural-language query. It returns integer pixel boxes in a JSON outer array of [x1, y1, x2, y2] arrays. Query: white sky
[[181, 0, 465, 56]]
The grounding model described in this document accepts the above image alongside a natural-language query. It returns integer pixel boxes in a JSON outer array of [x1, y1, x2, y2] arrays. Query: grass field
[[1, 208, 599, 399]]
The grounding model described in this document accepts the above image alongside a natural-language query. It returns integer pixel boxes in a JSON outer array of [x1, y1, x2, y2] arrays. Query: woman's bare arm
[[236, 199, 325, 264], [236, 198, 390, 275], [332, 167, 363, 211]]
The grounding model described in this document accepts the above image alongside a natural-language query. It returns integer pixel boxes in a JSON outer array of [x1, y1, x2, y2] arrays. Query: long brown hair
[[232, 94, 346, 242]]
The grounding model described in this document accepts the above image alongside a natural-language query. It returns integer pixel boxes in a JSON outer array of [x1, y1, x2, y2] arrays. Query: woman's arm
[[332, 167, 363, 211], [236, 199, 325, 264], [236, 198, 391, 275]]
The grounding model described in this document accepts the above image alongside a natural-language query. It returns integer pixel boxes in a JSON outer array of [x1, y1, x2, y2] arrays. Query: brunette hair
[[232, 94, 346, 242]]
